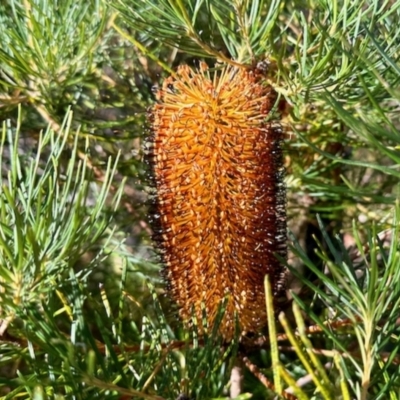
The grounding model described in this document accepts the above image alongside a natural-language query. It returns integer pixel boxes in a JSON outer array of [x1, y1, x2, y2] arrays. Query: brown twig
[[242, 356, 298, 400], [285, 362, 333, 394], [240, 318, 357, 352], [0, 318, 359, 355]]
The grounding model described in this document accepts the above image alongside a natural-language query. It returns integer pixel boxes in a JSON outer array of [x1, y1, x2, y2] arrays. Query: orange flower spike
[[149, 63, 287, 340]]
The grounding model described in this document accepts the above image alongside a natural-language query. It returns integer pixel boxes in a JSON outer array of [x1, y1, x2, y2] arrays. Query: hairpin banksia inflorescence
[[148, 62, 287, 341]]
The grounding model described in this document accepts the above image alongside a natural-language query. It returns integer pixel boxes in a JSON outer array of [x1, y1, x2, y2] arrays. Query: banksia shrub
[[149, 63, 287, 340]]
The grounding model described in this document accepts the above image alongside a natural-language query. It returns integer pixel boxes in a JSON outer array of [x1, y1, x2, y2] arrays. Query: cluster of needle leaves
[[0, 0, 399, 399]]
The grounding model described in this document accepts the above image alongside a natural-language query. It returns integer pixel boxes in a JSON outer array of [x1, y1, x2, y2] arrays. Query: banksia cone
[[148, 63, 286, 340]]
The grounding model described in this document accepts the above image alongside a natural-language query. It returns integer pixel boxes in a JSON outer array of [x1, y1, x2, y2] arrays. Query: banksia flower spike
[[149, 62, 287, 341]]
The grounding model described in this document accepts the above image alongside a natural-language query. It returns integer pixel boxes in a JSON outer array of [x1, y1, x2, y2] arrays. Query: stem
[[233, 0, 254, 62], [230, 361, 243, 398], [186, 30, 248, 68], [360, 317, 374, 400], [173, 0, 248, 68], [112, 22, 174, 74]]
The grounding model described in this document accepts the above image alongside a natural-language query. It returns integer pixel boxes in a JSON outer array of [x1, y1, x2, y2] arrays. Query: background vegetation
[[0, 0, 399, 399]]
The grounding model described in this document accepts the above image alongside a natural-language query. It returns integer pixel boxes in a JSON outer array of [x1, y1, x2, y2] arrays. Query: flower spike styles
[[149, 63, 287, 341]]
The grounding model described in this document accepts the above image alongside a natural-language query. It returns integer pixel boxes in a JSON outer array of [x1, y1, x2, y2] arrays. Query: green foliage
[[0, 109, 122, 333], [0, 0, 399, 399], [0, 0, 108, 115], [285, 207, 400, 399], [111, 0, 282, 64]]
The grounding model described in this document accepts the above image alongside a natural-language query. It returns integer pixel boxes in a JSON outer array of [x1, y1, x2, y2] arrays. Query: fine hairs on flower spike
[[148, 62, 287, 340]]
